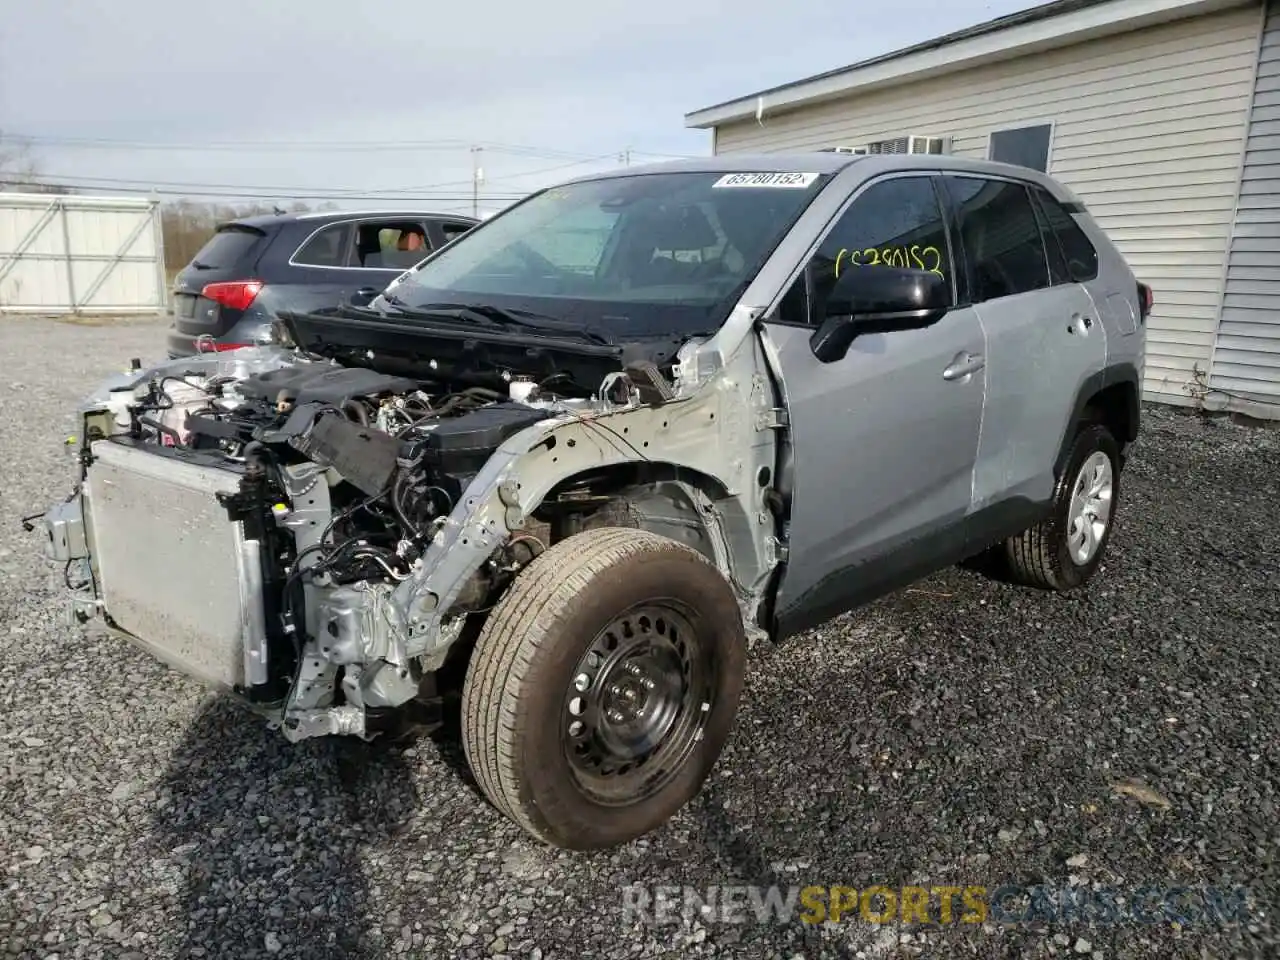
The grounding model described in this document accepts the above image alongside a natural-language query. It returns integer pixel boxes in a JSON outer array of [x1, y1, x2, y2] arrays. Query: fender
[[1053, 361, 1141, 480]]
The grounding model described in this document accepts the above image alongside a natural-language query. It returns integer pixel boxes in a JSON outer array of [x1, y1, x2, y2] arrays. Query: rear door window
[[354, 221, 431, 269], [189, 226, 263, 270], [1032, 187, 1099, 282], [943, 177, 1049, 302], [291, 223, 350, 268]]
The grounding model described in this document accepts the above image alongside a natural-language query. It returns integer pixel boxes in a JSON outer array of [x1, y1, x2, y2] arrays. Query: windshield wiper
[[384, 297, 613, 346]]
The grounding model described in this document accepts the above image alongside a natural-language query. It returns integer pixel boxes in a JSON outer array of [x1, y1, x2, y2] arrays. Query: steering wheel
[[679, 256, 732, 283], [508, 240, 575, 280]]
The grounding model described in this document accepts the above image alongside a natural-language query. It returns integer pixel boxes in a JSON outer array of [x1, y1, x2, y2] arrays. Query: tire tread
[[1003, 423, 1118, 591], [461, 526, 713, 845]]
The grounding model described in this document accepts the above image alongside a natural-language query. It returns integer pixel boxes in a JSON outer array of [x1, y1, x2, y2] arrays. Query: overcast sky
[[1, 0, 1032, 215]]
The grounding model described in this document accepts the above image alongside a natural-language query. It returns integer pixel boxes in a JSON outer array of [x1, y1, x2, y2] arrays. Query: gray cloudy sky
[[2, 0, 1030, 215]]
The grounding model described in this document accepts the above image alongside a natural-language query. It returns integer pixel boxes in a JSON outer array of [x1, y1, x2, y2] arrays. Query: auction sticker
[[712, 172, 819, 189]]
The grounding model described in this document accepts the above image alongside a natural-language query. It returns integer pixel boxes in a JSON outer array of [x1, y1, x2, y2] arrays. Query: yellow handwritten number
[[833, 246, 946, 278]]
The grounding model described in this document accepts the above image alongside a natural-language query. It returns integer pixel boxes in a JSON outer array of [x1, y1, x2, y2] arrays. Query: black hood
[[277, 307, 689, 397]]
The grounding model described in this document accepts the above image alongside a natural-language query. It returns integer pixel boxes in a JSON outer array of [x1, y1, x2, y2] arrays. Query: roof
[[685, 0, 1250, 129], [223, 210, 480, 229], [551, 151, 1085, 205], [564, 151, 863, 182]]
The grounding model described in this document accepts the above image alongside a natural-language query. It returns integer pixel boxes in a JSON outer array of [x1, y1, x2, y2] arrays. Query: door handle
[[1068, 314, 1094, 335], [943, 352, 985, 381], [356, 286, 379, 296]]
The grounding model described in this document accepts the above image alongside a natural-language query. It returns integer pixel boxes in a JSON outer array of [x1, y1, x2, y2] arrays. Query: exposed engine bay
[[42, 315, 785, 743]]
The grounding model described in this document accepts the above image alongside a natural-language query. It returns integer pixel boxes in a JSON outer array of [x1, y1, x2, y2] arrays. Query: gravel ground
[[2, 314, 1278, 960]]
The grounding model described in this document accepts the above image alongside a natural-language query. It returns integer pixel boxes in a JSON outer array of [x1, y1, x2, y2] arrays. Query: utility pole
[[471, 146, 483, 218]]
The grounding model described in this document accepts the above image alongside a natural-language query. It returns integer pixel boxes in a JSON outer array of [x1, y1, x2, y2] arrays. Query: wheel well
[[1054, 375, 1140, 481], [1081, 381, 1139, 445], [529, 462, 768, 613], [533, 462, 733, 534]]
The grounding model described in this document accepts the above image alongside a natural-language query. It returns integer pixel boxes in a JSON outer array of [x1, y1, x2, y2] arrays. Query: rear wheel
[[1004, 424, 1120, 591], [461, 527, 746, 849]]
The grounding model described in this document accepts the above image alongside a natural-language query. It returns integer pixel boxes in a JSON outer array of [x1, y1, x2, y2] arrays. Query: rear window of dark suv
[[190, 226, 265, 270]]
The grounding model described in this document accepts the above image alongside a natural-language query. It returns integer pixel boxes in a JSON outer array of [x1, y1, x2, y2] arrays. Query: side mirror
[[350, 286, 380, 308], [809, 267, 951, 363]]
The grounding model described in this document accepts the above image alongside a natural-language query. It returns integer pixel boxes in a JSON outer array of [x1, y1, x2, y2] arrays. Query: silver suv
[[36, 153, 1148, 851]]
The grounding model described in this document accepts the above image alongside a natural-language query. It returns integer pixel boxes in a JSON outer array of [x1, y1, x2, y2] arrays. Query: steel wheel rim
[[1067, 450, 1114, 565], [562, 601, 712, 806]]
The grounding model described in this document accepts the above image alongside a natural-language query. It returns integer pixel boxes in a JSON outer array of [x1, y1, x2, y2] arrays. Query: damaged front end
[[34, 307, 785, 742]]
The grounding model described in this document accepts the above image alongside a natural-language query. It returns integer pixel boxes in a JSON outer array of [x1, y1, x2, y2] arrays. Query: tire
[[1003, 423, 1121, 591], [461, 526, 746, 850]]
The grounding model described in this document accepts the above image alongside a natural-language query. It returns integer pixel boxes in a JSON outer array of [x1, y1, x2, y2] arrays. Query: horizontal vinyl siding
[[1211, 0, 1280, 410], [714, 4, 1261, 406]]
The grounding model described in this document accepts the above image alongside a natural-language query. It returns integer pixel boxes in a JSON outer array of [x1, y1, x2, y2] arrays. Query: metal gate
[[0, 193, 166, 314]]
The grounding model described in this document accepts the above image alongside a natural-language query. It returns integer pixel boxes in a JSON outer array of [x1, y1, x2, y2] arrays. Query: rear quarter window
[[190, 226, 264, 270], [1034, 188, 1099, 283], [440, 221, 474, 244], [292, 223, 350, 267]]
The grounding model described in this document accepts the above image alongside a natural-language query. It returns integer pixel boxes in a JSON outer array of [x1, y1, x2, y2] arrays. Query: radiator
[[84, 441, 251, 690]]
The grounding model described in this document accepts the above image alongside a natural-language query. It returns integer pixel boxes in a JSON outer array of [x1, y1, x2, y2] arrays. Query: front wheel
[[461, 526, 746, 849], [1003, 423, 1121, 591]]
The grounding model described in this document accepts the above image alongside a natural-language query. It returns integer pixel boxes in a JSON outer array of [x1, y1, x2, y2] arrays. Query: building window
[[988, 124, 1053, 173]]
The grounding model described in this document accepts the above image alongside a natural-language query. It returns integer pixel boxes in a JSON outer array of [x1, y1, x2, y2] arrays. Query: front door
[[764, 174, 987, 637]]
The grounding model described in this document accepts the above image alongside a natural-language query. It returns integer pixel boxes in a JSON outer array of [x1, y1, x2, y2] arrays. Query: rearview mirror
[[809, 267, 950, 363]]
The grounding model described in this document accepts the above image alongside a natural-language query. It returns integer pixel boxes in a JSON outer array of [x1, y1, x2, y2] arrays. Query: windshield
[[386, 170, 828, 338]]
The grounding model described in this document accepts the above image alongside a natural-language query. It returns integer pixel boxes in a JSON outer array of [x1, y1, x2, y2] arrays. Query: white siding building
[[686, 0, 1280, 418]]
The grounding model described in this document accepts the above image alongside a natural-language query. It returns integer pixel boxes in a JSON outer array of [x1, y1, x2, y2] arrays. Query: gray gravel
[[2, 314, 1278, 960]]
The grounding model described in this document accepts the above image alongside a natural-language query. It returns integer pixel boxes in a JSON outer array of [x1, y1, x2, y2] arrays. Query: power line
[[5, 133, 612, 161], [630, 150, 702, 160], [382, 152, 626, 192], [0, 142, 700, 203], [3, 150, 625, 198], [0, 178, 527, 203], [3, 149, 661, 200], [10, 170, 532, 197], [6, 133, 704, 165]]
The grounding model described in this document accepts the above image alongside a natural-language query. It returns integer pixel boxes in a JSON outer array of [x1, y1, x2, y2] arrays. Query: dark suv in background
[[166, 210, 478, 357]]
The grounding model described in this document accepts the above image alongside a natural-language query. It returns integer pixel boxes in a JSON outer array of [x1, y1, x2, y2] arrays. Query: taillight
[[202, 280, 263, 311], [1137, 281, 1153, 323]]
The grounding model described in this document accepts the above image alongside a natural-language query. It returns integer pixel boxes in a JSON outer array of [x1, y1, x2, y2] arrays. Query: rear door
[[942, 174, 1106, 510], [271, 219, 361, 313], [171, 224, 269, 339]]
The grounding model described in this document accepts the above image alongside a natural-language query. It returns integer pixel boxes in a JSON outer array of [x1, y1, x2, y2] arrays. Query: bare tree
[[0, 131, 32, 186], [0, 132, 74, 194]]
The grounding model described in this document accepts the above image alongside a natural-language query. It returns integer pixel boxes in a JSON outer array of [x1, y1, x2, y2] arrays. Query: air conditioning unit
[[821, 146, 870, 155], [908, 135, 949, 155], [866, 137, 910, 155]]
